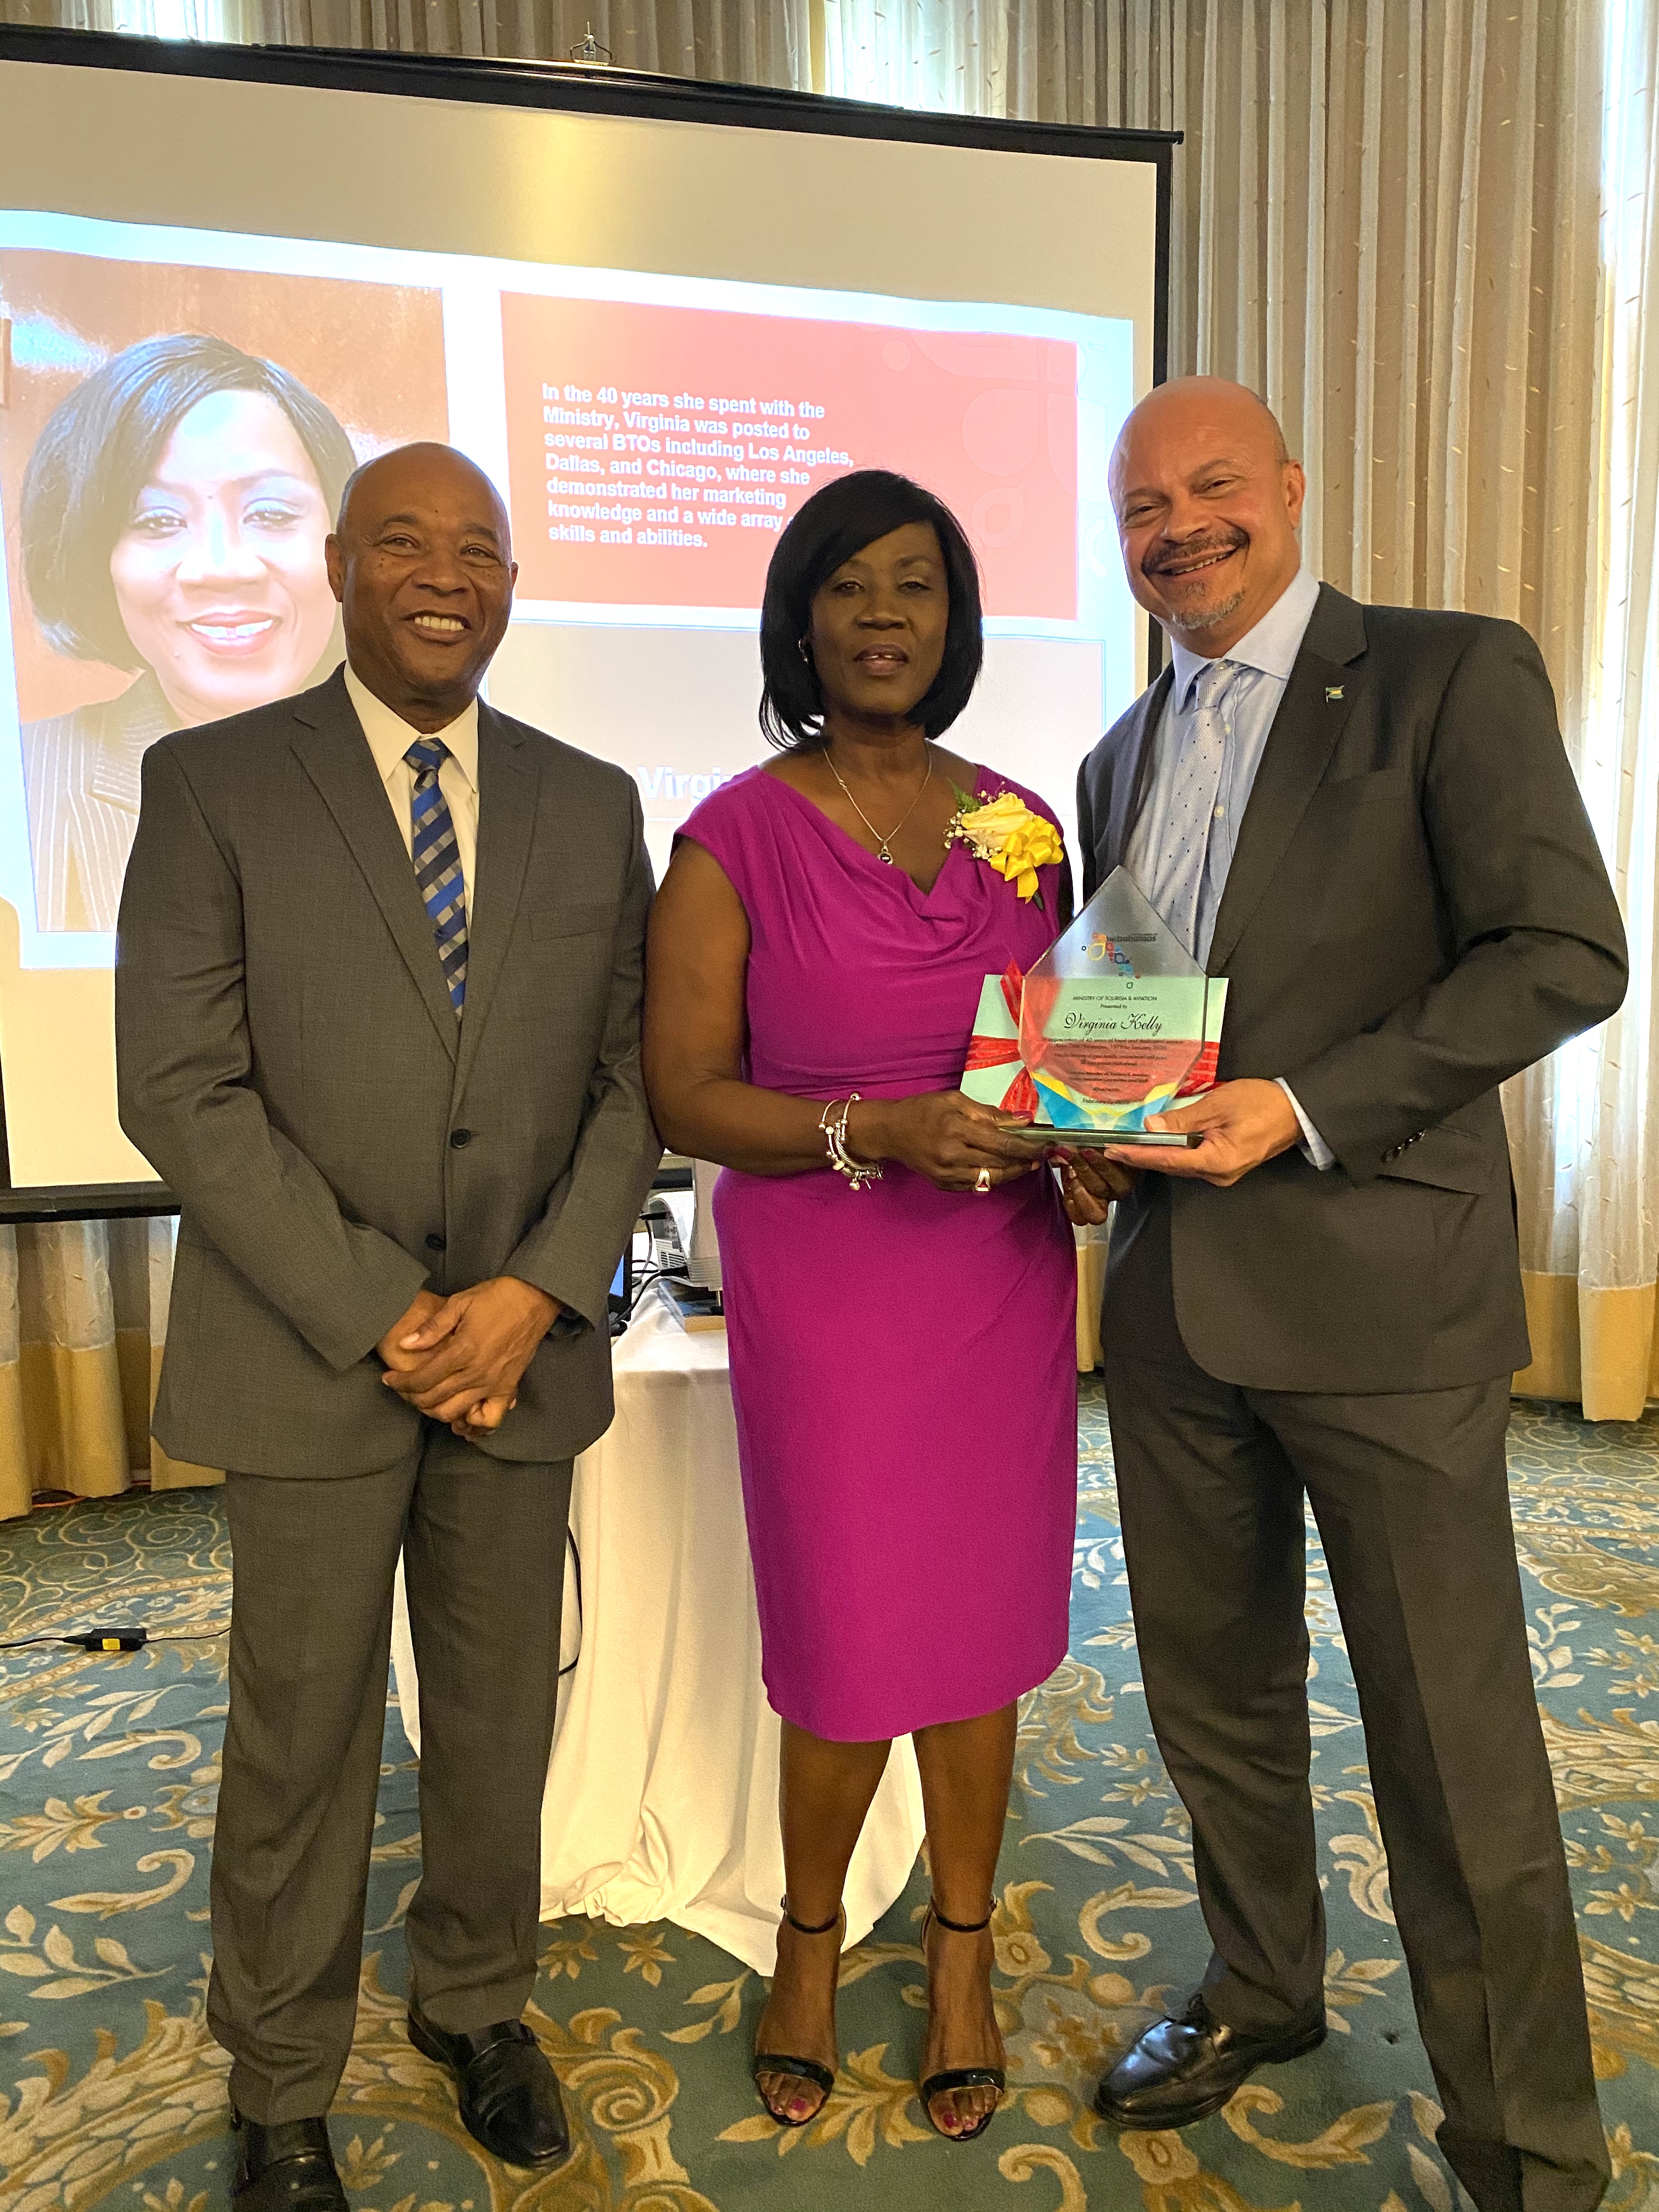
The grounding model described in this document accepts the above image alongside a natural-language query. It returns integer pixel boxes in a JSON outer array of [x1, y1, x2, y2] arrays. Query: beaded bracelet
[[819, 1093, 883, 1188]]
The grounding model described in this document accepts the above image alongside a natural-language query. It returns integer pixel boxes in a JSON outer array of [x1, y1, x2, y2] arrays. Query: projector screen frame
[[0, 24, 1176, 1215]]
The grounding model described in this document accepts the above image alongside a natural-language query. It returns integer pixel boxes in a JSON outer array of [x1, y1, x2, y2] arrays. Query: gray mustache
[[1145, 535, 1247, 577]]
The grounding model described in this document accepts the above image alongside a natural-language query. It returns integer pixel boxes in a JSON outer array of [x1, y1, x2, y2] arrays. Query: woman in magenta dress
[[644, 471, 1084, 2145]]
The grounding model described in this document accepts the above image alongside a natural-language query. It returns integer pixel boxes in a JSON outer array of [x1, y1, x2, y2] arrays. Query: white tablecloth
[[390, 1290, 926, 1974]]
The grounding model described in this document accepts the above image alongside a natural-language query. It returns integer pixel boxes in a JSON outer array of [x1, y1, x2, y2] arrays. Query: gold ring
[[974, 1167, 992, 1194]]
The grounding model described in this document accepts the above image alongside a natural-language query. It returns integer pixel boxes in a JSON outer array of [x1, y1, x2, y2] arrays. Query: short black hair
[[20, 334, 358, 668], [758, 469, 984, 749]]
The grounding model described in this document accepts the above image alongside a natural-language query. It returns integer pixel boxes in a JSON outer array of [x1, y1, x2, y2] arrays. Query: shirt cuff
[[1276, 1079, 1336, 1170]]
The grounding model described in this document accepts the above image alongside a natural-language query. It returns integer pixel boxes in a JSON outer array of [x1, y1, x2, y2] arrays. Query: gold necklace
[[824, 742, 934, 865]]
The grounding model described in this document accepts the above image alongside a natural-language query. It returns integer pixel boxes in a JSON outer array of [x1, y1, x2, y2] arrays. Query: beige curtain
[[0, 0, 806, 75], [0, 1218, 216, 1520], [0, 1, 1649, 1517]]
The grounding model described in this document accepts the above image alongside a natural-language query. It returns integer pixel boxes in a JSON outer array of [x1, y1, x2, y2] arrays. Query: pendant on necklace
[[878, 848, 894, 864]]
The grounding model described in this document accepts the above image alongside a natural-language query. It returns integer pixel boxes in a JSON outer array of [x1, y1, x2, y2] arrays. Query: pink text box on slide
[[501, 293, 1077, 618]]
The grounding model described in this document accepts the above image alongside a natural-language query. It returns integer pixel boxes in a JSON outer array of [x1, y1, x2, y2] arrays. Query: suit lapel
[[1102, 669, 1172, 879], [454, 704, 537, 1092], [289, 672, 459, 1060], [1206, 586, 1369, 973]]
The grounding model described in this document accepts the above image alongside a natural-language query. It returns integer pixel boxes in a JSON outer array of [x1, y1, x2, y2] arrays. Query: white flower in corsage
[[947, 788, 1065, 909]]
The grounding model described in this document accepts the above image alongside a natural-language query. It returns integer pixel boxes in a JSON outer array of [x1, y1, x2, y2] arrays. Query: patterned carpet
[[2, 1386, 1657, 2212]]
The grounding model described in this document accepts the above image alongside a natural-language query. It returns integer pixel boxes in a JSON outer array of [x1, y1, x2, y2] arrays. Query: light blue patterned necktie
[[405, 737, 467, 1016], [1161, 658, 1237, 956]]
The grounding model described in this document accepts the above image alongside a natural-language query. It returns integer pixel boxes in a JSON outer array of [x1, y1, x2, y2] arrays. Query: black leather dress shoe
[[407, 2009, 572, 2169], [231, 2115, 348, 2211], [1095, 1992, 1326, 2129]]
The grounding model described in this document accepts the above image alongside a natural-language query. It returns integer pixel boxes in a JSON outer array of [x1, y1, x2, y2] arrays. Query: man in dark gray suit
[[1060, 380, 1625, 2212], [116, 443, 660, 2210]]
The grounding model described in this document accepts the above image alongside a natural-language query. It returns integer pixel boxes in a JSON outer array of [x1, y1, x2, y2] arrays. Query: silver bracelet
[[820, 1093, 882, 1188]]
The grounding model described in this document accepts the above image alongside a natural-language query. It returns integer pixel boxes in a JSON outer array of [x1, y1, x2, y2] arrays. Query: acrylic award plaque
[[961, 868, 1228, 1147]]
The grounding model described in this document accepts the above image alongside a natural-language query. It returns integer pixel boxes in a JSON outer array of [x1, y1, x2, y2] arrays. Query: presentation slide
[[0, 51, 1161, 1189]]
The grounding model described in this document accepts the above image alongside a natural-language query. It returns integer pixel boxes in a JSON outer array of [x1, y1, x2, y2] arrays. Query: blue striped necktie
[[1162, 658, 1237, 957], [405, 737, 467, 1015]]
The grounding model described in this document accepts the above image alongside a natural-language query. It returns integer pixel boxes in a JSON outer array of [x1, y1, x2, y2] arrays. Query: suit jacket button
[[425, 1233, 447, 1252], [449, 1128, 473, 1149]]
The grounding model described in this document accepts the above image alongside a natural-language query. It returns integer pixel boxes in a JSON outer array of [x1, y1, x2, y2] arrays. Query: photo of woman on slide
[[18, 333, 357, 931]]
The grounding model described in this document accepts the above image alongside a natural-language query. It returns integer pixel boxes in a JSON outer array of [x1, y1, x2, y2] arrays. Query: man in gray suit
[[1061, 380, 1625, 2212], [116, 443, 660, 2209]]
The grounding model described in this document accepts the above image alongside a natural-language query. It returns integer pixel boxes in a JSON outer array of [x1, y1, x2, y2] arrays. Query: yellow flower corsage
[[948, 788, 1064, 907]]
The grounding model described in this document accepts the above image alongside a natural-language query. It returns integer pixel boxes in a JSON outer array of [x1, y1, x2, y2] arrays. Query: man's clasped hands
[[376, 1276, 561, 1440]]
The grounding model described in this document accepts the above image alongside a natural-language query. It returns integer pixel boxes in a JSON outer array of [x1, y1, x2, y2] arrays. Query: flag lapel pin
[[1324, 685, 1345, 702]]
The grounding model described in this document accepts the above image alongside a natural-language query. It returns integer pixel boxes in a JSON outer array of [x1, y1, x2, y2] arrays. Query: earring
[[797, 637, 812, 662]]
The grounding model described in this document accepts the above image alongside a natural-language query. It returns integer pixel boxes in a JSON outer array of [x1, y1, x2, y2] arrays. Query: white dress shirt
[[1122, 567, 1334, 1167], [343, 662, 481, 901]]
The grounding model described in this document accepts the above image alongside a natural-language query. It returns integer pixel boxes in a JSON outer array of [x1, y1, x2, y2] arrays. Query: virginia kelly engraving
[[1062, 1007, 1165, 1035]]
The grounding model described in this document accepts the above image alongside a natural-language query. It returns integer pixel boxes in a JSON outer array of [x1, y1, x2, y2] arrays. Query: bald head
[[1109, 377, 1305, 658], [336, 441, 512, 555], [1110, 378, 1290, 492], [325, 441, 517, 732]]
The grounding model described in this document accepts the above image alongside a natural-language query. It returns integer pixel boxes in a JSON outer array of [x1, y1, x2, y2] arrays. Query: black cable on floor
[[0, 1627, 225, 1652]]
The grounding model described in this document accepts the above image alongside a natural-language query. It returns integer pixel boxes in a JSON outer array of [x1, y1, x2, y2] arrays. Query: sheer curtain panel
[[1513, 0, 1659, 1418]]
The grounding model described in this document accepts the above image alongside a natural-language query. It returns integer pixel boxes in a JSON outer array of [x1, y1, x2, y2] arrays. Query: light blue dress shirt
[[1122, 566, 1334, 1167]]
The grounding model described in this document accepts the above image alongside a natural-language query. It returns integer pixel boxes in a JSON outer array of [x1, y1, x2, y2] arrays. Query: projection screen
[[0, 30, 1172, 1199]]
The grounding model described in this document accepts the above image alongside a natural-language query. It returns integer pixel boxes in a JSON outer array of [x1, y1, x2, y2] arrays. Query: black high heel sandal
[[751, 1896, 845, 2127], [920, 1900, 1007, 2143]]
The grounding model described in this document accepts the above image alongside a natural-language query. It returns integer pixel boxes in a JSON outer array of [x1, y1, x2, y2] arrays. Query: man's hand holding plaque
[[1097, 1077, 1303, 1192], [961, 867, 1228, 1149]]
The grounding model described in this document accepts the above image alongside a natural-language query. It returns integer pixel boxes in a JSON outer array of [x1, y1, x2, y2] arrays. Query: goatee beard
[[1166, 583, 1248, 633]]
